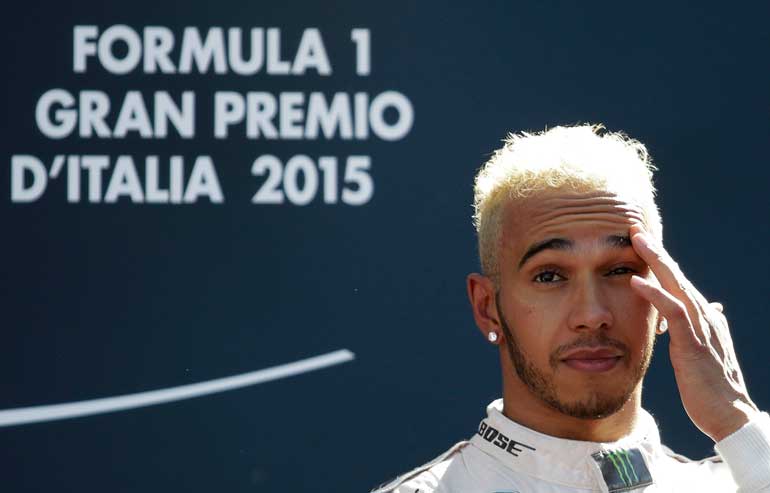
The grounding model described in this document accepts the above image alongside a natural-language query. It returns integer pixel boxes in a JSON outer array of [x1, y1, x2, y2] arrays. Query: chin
[[552, 385, 636, 420]]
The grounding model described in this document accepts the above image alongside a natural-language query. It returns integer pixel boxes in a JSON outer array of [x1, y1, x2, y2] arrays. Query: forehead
[[501, 188, 646, 252]]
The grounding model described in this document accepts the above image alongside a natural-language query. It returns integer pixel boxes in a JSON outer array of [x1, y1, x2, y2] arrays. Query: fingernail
[[630, 275, 647, 288], [633, 232, 649, 248], [630, 221, 646, 232]]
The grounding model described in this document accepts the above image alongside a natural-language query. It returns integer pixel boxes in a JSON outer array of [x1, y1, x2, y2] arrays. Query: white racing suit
[[372, 399, 770, 492]]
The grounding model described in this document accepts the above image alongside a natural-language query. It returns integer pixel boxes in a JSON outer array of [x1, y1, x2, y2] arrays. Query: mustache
[[550, 334, 628, 367]]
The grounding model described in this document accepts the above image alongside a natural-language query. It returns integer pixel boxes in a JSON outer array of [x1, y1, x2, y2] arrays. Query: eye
[[533, 270, 566, 283], [607, 266, 636, 276]]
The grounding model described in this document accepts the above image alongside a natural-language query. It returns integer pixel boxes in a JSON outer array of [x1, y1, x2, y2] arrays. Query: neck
[[501, 368, 642, 443]]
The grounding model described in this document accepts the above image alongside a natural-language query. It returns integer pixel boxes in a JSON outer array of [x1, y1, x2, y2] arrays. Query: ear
[[467, 273, 502, 342]]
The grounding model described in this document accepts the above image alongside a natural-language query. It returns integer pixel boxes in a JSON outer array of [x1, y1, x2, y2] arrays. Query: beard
[[496, 293, 654, 420]]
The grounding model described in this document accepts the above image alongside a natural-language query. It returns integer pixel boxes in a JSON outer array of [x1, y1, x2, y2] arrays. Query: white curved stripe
[[0, 349, 355, 428]]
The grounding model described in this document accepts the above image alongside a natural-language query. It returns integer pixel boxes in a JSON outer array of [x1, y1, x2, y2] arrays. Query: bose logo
[[477, 421, 535, 457]]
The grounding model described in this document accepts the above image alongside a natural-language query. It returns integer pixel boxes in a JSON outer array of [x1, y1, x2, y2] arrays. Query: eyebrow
[[517, 234, 631, 270]]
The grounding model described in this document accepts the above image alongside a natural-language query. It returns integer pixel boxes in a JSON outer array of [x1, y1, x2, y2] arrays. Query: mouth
[[560, 348, 623, 373]]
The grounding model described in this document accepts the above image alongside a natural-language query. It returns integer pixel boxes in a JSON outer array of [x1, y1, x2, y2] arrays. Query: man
[[372, 125, 770, 492]]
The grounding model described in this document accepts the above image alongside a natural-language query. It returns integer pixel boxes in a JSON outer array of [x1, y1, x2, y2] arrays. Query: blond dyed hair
[[472, 124, 662, 279]]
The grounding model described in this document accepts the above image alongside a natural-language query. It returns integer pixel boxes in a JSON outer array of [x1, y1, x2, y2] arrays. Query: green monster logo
[[606, 450, 639, 486], [592, 447, 653, 492]]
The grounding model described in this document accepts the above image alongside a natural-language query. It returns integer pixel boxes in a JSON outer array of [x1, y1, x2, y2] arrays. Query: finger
[[630, 275, 703, 347], [704, 302, 730, 358], [629, 226, 708, 341], [628, 226, 686, 296], [705, 301, 726, 332], [627, 229, 712, 316]]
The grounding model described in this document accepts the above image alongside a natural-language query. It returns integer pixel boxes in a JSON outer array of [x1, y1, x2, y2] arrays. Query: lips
[[560, 348, 623, 373]]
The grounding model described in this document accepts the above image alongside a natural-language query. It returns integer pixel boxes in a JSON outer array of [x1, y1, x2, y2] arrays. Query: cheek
[[505, 299, 538, 335], [508, 285, 569, 331], [611, 286, 657, 339], [506, 299, 560, 361]]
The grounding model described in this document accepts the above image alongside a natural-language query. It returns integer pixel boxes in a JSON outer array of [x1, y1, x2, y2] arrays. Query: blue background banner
[[2, 2, 768, 492]]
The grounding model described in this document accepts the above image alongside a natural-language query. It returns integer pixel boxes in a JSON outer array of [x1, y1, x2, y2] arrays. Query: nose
[[567, 278, 614, 332]]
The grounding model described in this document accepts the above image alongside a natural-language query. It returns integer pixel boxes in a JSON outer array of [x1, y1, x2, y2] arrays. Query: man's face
[[495, 187, 657, 419]]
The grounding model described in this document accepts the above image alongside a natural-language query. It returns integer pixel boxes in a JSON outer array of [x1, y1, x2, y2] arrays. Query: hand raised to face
[[628, 224, 759, 442]]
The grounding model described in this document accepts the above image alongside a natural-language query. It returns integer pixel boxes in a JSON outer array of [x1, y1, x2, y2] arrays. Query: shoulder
[[658, 444, 737, 489], [660, 444, 722, 466], [659, 412, 770, 492], [370, 441, 470, 493]]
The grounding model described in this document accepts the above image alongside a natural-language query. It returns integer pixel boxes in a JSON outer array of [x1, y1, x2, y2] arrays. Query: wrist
[[706, 400, 760, 442], [714, 412, 770, 492]]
